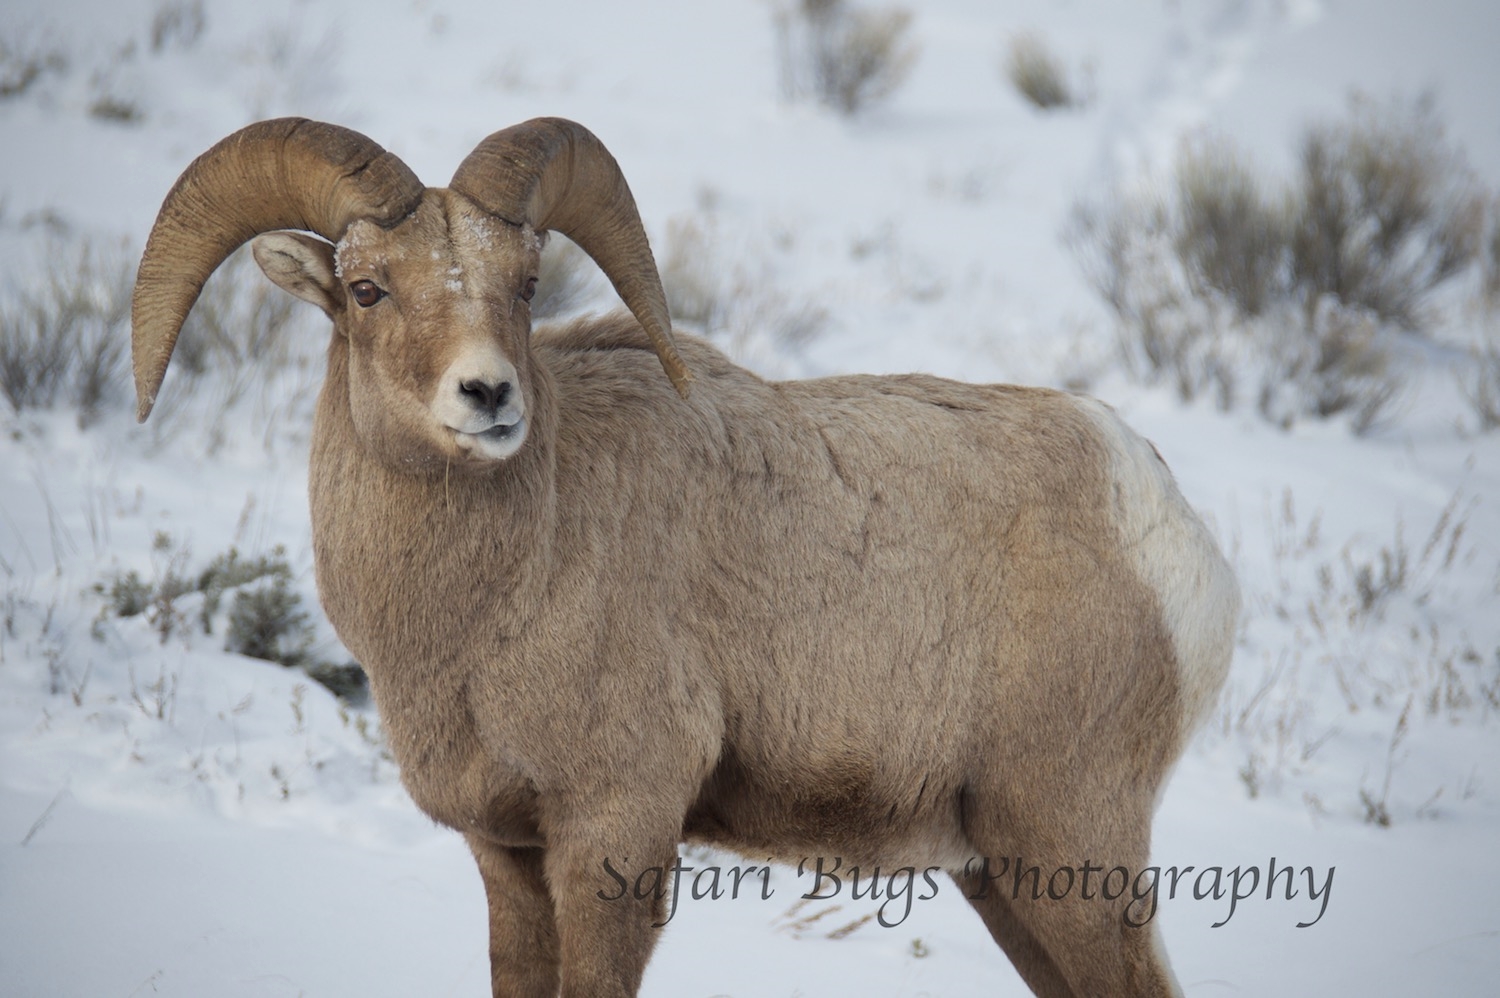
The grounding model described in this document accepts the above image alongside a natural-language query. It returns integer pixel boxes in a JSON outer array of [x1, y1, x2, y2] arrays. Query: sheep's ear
[[252, 232, 340, 314]]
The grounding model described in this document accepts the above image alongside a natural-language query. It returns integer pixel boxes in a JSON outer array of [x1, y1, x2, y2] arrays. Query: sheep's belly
[[682, 760, 974, 872]]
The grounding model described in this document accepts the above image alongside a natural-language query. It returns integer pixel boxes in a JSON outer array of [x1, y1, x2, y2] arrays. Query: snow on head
[[333, 224, 373, 279], [466, 214, 500, 251]]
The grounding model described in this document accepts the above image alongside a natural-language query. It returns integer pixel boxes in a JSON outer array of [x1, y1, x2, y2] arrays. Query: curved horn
[[131, 118, 425, 421], [449, 118, 692, 399]]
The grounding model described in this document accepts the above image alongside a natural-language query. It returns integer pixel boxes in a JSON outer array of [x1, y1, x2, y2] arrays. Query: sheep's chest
[[368, 669, 543, 846]]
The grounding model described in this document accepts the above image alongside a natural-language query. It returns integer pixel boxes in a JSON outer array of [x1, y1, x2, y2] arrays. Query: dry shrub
[[525, 215, 825, 363], [137, 244, 327, 451], [88, 94, 143, 123], [659, 213, 827, 359], [660, 215, 722, 330], [0, 30, 66, 100], [171, 246, 302, 384], [0, 240, 132, 426], [1004, 33, 1084, 112], [1291, 94, 1485, 330], [150, 0, 206, 54], [1256, 300, 1406, 434], [1458, 337, 1500, 432], [1072, 94, 1489, 433], [774, 0, 918, 116], [1174, 138, 1289, 316], [1067, 194, 1237, 407], [530, 234, 604, 320], [1483, 203, 1500, 311]]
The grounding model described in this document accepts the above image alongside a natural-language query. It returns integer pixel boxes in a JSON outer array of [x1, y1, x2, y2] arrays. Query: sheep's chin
[[452, 417, 528, 462]]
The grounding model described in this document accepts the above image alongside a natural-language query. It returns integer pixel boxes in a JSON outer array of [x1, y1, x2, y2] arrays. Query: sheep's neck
[[307, 340, 558, 683]]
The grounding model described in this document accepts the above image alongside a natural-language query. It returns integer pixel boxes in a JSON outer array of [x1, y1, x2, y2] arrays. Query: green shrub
[[97, 541, 322, 672], [227, 575, 312, 667], [195, 545, 296, 631], [100, 571, 153, 619], [94, 540, 369, 700], [304, 661, 369, 703]]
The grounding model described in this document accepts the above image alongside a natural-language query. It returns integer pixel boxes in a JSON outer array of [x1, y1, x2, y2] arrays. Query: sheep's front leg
[[466, 837, 560, 998], [545, 833, 676, 998]]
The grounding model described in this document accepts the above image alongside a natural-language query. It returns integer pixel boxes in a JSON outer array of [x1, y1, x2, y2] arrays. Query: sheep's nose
[[459, 377, 512, 412]]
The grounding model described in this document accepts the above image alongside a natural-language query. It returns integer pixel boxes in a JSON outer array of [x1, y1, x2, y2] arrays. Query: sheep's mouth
[[452, 416, 528, 460], [479, 418, 524, 441]]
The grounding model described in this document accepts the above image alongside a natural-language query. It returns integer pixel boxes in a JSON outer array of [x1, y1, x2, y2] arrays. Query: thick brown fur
[[152, 171, 1237, 996], [301, 221, 1234, 993]]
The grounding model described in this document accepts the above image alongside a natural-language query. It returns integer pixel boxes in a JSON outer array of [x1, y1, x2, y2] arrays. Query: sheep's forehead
[[334, 201, 540, 292]]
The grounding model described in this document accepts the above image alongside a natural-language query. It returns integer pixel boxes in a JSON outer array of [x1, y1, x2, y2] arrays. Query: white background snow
[[2, 0, 1497, 994]]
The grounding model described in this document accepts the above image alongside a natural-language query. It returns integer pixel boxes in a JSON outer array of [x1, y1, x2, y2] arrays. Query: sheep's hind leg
[[957, 793, 1182, 997], [466, 837, 560, 998], [955, 866, 1077, 998]]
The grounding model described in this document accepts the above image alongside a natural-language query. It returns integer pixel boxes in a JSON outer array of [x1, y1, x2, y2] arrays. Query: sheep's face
[[253, 191, 543, 472]]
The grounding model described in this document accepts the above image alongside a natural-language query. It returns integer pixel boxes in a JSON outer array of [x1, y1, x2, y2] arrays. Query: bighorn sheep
[[131, 117, 1238, 997]]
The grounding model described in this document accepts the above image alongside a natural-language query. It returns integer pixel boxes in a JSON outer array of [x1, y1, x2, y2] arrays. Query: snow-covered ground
[[2, 0, 1497, 994]]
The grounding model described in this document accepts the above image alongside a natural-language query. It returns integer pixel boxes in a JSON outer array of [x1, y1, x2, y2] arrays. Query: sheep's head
[[252, 195, 545, 466], [131, 117, 691, 470]]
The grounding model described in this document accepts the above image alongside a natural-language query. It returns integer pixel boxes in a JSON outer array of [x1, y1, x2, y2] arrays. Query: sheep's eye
[[520, 276, 538, 302], [350, 280, 385, 308]]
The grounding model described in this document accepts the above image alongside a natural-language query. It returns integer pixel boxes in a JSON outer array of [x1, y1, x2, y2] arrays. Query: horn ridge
[[131, 118, 425, 421], [451, 118, 692, 398]]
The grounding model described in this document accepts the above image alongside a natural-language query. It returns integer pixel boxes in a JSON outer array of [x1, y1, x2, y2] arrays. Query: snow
[[2, 0, 1496, 995]]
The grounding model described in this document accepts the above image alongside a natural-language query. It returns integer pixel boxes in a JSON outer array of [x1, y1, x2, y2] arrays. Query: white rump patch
[[1072, 396, 1240, 742]]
